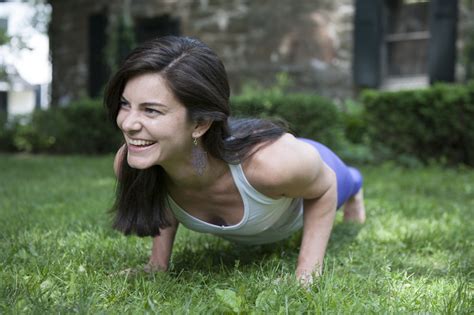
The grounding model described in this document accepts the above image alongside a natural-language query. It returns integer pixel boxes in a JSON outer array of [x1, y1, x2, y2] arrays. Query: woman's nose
[[120, 111, 142, 132]]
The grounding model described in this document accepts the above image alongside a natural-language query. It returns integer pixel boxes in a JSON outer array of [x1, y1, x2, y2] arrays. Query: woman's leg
[[297, 138, 365, 222], [342, 188, 366, 223]]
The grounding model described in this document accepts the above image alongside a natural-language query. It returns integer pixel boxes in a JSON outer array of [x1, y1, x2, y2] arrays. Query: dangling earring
[[191, 136, 207, 176]]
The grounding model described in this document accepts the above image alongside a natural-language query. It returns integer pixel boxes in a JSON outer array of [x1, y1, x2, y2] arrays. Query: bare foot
[[343, 188, 366, 223]]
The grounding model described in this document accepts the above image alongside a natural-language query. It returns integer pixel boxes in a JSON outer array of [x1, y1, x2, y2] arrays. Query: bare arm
[[296, 168, 337, 280], [247, 134, 337, 283], [288, 160, 337, 282], [146, 216, 179, 272]]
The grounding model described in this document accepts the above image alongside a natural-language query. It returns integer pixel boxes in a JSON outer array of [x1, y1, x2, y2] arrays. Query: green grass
[[0, 154, 472, 313]]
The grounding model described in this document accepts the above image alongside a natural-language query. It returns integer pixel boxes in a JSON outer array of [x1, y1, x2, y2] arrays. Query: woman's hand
[[143, 259, 167, 273], [296, 267, 322, 287], [112, 262, 166, 277], [296, 269, 315, 286]]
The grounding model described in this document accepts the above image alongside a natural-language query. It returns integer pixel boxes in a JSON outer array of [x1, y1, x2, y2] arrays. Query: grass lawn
[[0, 154, 472, 313]]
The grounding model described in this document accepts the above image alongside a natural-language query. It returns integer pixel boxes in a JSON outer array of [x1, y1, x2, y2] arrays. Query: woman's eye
[[119, 101, 129, 108], [145, 108, 161, 115]]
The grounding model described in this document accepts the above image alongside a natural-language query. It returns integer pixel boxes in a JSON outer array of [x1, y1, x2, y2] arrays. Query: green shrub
[[1, 84, 369, 164], [231, 92, 346, 152], [53, 99, 122, 154], [362, 82, 474, 166], [341, 99, 368, 145], [8, 99, 122, 154], [13, 109, 68, 153], [0, 112, 17, 152]]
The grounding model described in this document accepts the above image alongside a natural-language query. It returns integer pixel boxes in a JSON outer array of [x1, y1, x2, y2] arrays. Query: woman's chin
[[127, 157, 155, 170]]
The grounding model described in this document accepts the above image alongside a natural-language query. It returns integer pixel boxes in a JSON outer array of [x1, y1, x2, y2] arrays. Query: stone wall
[[182, 0, 354, 101], [49, 0, 471, 106], [49, 0, 354, 105]]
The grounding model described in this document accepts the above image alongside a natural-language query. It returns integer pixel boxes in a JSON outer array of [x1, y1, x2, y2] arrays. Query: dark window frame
[[380, 0, 431, 89]]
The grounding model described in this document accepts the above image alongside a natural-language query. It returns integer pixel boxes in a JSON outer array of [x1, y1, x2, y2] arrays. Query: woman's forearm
[[296, 184, 337, 278], [148, 223, 179, 271]]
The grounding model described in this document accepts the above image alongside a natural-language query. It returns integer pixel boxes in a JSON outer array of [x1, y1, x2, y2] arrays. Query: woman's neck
[[164, 154, 229, 191]]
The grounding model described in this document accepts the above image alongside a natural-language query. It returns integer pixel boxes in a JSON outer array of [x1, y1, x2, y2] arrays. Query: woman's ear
[[192, 119, 213, 138]]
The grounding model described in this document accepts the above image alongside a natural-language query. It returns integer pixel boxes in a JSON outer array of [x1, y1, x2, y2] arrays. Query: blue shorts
[[298, 138, 363, 209]]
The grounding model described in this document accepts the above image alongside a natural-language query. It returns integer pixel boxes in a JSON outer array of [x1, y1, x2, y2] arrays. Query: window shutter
[[0, 91, 7, 115], [353, 0, 383, 88], [428, 0, 458, 83], [88, 12, 109, 98]]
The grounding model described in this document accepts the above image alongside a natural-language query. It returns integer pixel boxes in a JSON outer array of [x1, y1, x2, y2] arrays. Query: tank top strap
[[228, 163, 284, 204]]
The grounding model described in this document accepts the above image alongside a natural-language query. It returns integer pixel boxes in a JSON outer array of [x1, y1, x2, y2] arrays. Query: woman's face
[[116, 73, 195, 169]]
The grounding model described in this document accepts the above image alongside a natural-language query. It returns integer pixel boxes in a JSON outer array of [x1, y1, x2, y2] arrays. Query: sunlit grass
[[0, 154, 472, 313]]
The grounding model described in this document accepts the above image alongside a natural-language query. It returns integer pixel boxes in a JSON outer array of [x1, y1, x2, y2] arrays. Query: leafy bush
[[52, 99, 122, 154], [1, 72, 365, 162], [341, 99, 368, 145], [13, 109, 68, 153], [361, 82, 474, 166], [0, 112, 17, 152], [3, 99, 122, 154], [231, 91, 347, 152], [3, 88, 349, 157]]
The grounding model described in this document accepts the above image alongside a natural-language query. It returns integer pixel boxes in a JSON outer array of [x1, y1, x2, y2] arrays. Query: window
[[0, 91, 7, 114], [384, 0, 430, 77], [381, 0, 430, 89], [0, 17, 7, 30], [88, 12, 108, 98], [353, 0, 458, 90]]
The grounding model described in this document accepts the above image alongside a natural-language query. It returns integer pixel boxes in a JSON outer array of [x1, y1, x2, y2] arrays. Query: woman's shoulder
[[242, 133, 323, 198]]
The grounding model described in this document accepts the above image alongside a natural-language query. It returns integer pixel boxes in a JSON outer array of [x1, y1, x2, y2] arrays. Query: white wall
[[0, 1, 51, 116], [8, 90, 35, 116]]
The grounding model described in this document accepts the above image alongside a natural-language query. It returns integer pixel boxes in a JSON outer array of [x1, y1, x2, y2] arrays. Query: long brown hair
[[105, 36, 286, 237]]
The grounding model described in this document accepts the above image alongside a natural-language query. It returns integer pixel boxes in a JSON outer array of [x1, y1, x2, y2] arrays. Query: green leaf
[[215, 288, 242, 313], [255, 289, 278, 311]]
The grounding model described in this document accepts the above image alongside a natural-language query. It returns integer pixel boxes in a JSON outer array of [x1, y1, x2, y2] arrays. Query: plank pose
[[105, 36, 365, 284]]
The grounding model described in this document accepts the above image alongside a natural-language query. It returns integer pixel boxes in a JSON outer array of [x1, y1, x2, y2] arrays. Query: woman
[[105, 36, 365, 284]]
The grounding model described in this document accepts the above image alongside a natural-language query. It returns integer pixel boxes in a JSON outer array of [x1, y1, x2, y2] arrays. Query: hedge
[[231, 92, 346, 152], [0, 112, 16, 152], [1, 99, 122, 154], [0, 93, 350, 159], [361, 81, 474, 166], [3, 81, 472, 167]]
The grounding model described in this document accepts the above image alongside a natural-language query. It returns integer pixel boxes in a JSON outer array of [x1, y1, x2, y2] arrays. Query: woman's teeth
[[129, 139, 156, 146]]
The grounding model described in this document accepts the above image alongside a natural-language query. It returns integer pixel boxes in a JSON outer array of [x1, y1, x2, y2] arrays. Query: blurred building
[[47, 0, 465, 105], [354, 0, 461, 91], [0, 0, 51, 117]]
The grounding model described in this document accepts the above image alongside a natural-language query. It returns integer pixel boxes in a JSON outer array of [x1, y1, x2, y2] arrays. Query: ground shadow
[[171, 234, 301, 274], [170, 221, 364, 275], [327, 222, 364, 255]]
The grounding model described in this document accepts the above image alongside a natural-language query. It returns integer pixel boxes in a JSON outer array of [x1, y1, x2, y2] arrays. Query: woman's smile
[[126, 137, 158, 153], [127, 141, 158, 153], [128, 138, 156, 146]]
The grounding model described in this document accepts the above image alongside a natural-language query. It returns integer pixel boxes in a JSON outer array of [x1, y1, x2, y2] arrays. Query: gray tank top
[[167, 163, 303, 245]]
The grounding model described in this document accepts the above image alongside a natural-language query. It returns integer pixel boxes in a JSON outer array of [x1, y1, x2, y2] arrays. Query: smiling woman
[[104, 36, 365, 284], [116, 73, 196, 169]]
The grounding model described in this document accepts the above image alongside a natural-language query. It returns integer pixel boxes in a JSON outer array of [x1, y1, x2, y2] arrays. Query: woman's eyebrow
[[139, 102, 168, 108], [120, 96, 168, 108]]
